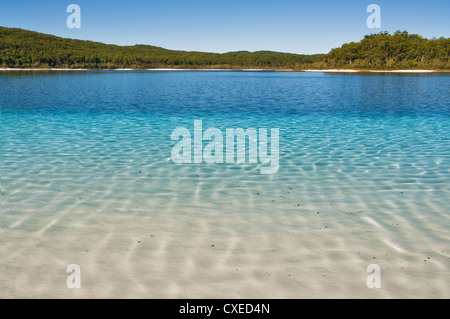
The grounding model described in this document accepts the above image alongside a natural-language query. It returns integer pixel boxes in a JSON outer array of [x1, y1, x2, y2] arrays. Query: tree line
[[0, 27, 448, 70], [320, 31, 449, 70], [0, 27, 322, 69]]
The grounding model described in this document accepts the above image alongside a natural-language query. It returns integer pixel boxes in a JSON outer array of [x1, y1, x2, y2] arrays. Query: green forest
[[0, 27, 449, 70], [322, 31, 449, 70]]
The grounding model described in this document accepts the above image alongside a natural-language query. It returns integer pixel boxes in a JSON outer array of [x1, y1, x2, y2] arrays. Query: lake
[[1, 70, 449, 298]]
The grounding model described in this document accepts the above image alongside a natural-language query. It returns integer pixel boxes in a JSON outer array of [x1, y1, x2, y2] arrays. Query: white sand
[[1, 197, 448, 298], [305, 69, 360, 73], [148, 68, 267, 71], [304, 69, 438, 73], [369, 70, 435, 73]]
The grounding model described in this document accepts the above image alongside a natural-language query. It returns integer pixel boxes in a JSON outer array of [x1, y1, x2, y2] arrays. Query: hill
[[0, 27, 322, 69], [320, 31, 449, 70], [0, 27, 448, 70]]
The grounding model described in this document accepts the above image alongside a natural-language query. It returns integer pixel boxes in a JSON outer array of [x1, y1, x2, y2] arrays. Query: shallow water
[[1, 70, 449, 298]]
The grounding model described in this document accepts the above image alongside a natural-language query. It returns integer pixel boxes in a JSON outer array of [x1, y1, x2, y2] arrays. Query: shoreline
[[303, 69, 439, 73], [0, 67, 446, 73]]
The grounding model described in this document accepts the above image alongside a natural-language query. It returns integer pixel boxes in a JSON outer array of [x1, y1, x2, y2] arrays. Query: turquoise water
[[1, 71, 449, 298]]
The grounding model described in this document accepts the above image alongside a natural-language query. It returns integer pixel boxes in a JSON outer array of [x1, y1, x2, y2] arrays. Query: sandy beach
[[304, 69, 438, 73]]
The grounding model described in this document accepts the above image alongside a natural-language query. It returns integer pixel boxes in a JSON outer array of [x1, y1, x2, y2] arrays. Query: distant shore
[[0, 68, 447, 73], [303, 69, 440, 73]]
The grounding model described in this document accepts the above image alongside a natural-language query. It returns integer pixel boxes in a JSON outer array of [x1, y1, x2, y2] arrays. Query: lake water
[[1, 70, 449, 298]]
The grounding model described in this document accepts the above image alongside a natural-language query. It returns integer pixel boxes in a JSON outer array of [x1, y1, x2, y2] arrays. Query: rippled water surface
[[1, 71, 449, 298]]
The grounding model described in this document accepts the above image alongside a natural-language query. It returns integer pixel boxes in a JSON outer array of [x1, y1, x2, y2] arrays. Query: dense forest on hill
[[0, 27, 322, 69], [320, 31, 450, 70], [0, 27, 449, 70]]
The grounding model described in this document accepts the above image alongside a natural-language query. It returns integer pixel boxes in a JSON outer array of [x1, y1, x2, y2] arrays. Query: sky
[[1, 0, 449, 54]]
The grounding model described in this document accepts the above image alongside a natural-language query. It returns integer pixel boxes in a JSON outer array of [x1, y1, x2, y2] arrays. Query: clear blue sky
[[1, 0, 449, 54]]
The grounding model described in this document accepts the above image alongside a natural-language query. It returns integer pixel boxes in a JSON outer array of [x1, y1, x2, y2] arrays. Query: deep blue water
[[2, 70, 449, 116]]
